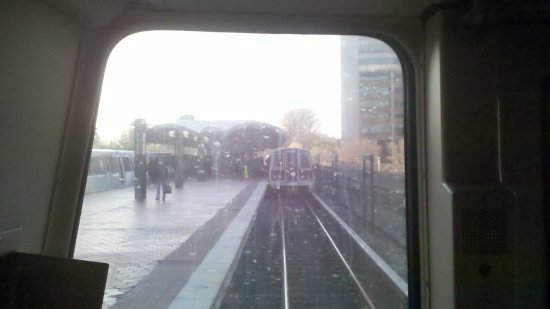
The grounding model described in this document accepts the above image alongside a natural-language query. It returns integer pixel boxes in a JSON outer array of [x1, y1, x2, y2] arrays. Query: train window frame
[[42, 18, 420, 309], [108, 33, 418, 307]]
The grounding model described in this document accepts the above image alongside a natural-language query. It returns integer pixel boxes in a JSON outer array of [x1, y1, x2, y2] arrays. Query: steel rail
[[278, 195, 290, 309], [311, 192, 408, 296], [304, 198, 377, 309]]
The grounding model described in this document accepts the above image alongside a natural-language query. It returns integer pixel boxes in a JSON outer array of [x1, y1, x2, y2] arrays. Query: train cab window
[[74, 32, 409, 308], [271, 151, 283, 169], [299, 152, 312, 169], [285, 151, 297, 169]]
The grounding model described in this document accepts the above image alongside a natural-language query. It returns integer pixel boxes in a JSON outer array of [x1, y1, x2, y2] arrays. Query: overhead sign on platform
[[183, 147, 198, 156]]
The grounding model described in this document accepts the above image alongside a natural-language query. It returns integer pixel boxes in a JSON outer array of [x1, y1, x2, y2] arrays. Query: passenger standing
[[156, 160, 168, 201], [148, 157, 159, 185]]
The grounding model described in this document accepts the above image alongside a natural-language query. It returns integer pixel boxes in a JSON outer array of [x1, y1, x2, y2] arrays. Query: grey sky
[[96, 31, 343, 141]]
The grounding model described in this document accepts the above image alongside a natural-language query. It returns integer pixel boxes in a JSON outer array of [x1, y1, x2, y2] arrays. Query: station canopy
[[146, 118, 287, 156], [225, 122, 287, 154]]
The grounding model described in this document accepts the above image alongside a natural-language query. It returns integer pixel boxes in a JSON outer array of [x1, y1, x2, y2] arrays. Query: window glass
[[98, 158, 107, 174], [299, 152, 312, 169], [109, 157, 120, 174], [285, 151, 297, 169], [122, 157, 132, 171], [89, 157, 102, 176], [74, 33, 408, 309]]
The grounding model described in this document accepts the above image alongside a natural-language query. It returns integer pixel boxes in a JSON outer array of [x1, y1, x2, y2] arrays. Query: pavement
[[73, 178, 255, 309], [167, 181, 266, 309]]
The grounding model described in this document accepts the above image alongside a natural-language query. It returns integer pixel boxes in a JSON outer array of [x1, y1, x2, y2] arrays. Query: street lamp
[[133, 119, 147, 201], [362, 154, 375, 231]]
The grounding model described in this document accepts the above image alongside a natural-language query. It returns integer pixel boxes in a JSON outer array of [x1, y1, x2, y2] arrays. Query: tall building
[[341, 36, 404, 144]]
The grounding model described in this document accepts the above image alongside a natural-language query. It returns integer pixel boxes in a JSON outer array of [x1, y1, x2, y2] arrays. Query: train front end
[[268, 148, 314, 193]]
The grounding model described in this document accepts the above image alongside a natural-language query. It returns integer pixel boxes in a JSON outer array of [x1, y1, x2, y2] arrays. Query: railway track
[[280, 196, 373, 309], [221, 192, 406, 309]]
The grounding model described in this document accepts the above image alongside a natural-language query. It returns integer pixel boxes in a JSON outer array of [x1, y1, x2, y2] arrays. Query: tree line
[[93, 129, 134, 150], [281, 108, 405, 173]]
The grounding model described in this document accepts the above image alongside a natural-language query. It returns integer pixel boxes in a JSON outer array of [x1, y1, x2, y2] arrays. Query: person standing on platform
[[148, 157, 159, 185], [156, 160, 169, 201]]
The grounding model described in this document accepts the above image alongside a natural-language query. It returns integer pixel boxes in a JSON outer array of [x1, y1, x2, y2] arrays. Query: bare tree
[[113, 129, 134, 150], [282, 109, 320, 148], [338, 139, 381, 168], [92, 130, 104, 149], [386, 138, 405, 173], [92, 129, 134, 150]]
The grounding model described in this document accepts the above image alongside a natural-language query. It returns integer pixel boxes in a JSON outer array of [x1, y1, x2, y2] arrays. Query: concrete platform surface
[[74, 178, 253, 308], [167, 181, 266, 309]]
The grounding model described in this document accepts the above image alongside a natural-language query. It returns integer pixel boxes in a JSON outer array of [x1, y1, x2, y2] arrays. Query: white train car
[[85, 149, 135, 194]]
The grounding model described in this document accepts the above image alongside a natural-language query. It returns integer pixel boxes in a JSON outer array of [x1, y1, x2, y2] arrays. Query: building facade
[[341, 37, 404, 145]]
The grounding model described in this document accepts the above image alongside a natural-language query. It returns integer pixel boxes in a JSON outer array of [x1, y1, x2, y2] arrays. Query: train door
[[121, 156, 134, 186], [86, 156, 109, 193], [107, 156, 124, 189], [284, 149, 298, 184]]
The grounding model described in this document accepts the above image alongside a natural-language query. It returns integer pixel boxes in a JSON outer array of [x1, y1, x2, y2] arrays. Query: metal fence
[[314, 162, 406, 247]]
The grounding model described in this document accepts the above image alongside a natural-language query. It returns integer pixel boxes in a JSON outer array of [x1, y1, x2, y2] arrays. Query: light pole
[[134, 119, 147, 201], [174, 130, 184, 189], [362, 154, 375, 231]]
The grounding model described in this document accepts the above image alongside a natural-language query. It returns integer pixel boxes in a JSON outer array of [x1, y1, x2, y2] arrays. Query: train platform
[[74, 177, 407, 309], [74, 178, 262, 309]]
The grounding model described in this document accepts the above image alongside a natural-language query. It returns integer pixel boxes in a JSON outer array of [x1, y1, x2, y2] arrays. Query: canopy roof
[[146, 119, 287, 153]]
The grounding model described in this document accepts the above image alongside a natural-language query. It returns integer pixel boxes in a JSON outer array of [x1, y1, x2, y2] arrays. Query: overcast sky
[[96, 31, 343, 141]]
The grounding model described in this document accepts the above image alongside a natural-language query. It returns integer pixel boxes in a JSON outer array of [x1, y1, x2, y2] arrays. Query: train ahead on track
[[268, 148, 314, 192]]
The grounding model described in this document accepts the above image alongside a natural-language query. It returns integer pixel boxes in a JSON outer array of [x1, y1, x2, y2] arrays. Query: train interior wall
[[0, 0, 82, 254], [1, 0, 549, 307], [425, 10, 550, 308]]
